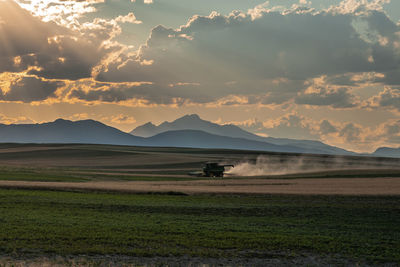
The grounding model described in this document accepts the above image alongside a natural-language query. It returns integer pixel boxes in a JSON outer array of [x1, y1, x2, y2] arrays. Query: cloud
[[262, 114, 320, 140], [318, 119, 400, 151], [381, 120, 400, 144], [367, 86, 400, 112], [115, 12, 142, 24], [66, 79, 213, 105], [108, 114, 136, 124], [0, 1, 130, 80], [327, 0, 390, 15], [130, 0, 154, 3], [368, 119, 400, 144], [15, 0, 104, 26], [339, 122, 362, 143], [0, 74, 63, 103], [1, 0, 399, 109], [228, 114, 400, 152], [229, 113, 320, 140], [295, 87, 357, 108], [226, 118, 266, 134], [320, 120, 338, 135], [67, 113, 90, 121], [93, 2, 399, 106], [0, 1, 120, 80], [0, 114, 35, 125], [318, 118, 400, 151], [299, 0, 311, 5]]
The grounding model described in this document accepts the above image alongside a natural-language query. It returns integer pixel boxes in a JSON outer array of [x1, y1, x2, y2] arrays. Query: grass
[[0, 167, 89, 182], [0, 189, 399, 264], [0, 166, 203, 182]]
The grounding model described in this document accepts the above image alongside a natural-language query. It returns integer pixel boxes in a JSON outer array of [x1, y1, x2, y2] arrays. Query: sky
[[0, 0, 399, 152]]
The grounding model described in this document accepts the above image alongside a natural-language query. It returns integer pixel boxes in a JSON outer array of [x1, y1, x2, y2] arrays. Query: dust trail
[[225, 154, 400, 176], [226, 156, 309, 176]]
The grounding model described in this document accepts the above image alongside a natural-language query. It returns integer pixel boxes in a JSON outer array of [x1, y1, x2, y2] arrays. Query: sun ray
[[15, 0, 103, 27]]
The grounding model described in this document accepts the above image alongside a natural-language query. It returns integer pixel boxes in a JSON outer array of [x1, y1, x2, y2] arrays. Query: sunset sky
[[0, 0, 399, 152]]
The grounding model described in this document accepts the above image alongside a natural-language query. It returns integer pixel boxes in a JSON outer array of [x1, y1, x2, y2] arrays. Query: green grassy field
[[0, 167, 90, 182], [0, 188, 399, 264]]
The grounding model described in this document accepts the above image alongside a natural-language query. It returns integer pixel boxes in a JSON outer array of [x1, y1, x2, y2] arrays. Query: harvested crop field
[[1, 177, 400, 195], [0, 143, 400, 195], [0, 143, 400, 176]]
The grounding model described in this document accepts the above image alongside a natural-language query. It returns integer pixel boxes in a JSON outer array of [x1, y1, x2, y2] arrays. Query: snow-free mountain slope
[[373, 147, 400, 158], [131, 114, 354, 155], [0, 119, 341, 154], [0, 119, 145, 145]]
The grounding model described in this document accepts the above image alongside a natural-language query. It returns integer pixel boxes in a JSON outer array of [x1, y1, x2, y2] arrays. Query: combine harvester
[[189, 162, 234, 178]]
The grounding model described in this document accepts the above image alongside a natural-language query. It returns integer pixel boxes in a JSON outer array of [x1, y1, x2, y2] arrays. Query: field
[[0, 143, 400, 266], [0, 143, 400, 181], [1, 189, 400, 266]]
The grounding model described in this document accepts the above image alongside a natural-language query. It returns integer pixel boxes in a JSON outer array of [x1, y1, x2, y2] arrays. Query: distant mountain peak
[[52, 118, 101, 125], [170, 114, 202, 124], [54, 118, 69, 123], [181, 114, 201, 120]]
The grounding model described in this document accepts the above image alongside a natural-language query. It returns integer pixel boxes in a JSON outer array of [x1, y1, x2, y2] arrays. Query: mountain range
[[131, 114, 353, 155], [0, 118, 316, 153], [372, 147, 400, 158], [0, 119, 145, 145], [0, 115, 398, 158]]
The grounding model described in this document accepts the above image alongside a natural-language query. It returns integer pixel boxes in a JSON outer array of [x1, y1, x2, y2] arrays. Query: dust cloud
[[225, 154, 400, 177], [226, 156, 309, 176]]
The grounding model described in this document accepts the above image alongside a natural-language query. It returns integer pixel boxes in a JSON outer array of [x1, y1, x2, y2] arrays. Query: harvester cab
[[202, 162, 234, 178]]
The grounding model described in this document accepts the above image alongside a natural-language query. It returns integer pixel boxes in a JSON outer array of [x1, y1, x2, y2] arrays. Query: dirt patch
[[0, 253, 371, 267], [1, 177, 400, 195]]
